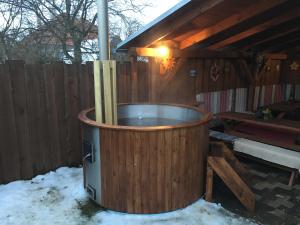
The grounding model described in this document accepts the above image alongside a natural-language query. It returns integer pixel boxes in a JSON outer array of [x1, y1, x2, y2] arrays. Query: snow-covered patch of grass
[[0, 167, 258, 225]]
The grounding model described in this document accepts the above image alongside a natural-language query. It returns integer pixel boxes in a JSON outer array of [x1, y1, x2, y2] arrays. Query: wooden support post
[[93, 60, 117, 125], [111, 61, 117, 124], [288, 170, 299, 187], [94, 61, 103, 123], [205, 164, 214, 202]]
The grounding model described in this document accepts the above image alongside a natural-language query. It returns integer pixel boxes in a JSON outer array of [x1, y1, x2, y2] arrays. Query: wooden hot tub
[[78, 103, 211, 214]]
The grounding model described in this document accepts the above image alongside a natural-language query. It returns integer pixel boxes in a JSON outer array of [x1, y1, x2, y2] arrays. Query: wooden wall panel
[[282, 58, 300, 84], [254, 59, 283, 86], [157, 60, 197, 104], [144, 58, 249, 105], [117, 62, 131, 103]]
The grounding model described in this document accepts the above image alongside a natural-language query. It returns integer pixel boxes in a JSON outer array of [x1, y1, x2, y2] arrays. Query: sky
[[139, 0, 181, 24], [0, 0, 181, 33]]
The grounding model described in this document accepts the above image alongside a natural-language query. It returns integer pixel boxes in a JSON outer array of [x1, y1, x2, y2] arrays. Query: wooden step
[[206, 141, 255, 212]]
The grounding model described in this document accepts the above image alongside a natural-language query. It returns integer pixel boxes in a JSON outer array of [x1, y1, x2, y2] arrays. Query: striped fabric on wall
[[235, 88, 248, 112], [284, 84, 292, 101], [296, 85, 300, 100], [252, 84, 286, 110], [197, 89, 242, 114], [197, 84, 294, 114]]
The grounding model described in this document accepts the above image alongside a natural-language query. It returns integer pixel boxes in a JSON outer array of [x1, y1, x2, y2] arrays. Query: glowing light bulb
[[156, 46, 169, 58]]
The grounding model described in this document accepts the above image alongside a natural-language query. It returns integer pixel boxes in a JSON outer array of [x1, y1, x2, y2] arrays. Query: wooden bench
[[213, 111, 300, 186]]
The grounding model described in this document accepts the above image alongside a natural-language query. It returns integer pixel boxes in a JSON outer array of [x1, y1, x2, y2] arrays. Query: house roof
[[117, 0, 300, 55]]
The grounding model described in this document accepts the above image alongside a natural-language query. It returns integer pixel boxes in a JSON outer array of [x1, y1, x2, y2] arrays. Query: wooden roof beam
[[179, 0, 294, 50], [263, 53, 287, 60], [129, 47, 253, 59], [224, 16, 300, 51], [252, 30, 300, 52], [239, 27, 300, 52], [270, 39, 300, 53], [207, 7, 300, 51], [128, 47, 181, 58]]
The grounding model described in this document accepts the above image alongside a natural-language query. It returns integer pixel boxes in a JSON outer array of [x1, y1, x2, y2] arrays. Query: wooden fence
[[0, 61, 140, 184], [0, 58, 294, 184], [0, 61, 91, 183]]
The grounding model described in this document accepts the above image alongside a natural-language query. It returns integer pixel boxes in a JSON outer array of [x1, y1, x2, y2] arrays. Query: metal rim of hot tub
[[78, 103, 212, 214], [79, 103, 212, 131]]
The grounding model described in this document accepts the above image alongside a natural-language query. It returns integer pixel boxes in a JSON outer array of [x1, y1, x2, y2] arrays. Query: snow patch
[[0, 167, 258, 225]]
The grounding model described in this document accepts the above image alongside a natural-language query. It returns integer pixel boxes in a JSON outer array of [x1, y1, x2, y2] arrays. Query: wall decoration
[[289, 61, 299, 71], [158, 57, 176, 75], [210, 61, 222, 82]]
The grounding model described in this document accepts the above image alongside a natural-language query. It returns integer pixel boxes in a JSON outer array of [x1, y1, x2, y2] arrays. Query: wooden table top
[[218, 112, 300, 134], [218, 112, 300, 152]]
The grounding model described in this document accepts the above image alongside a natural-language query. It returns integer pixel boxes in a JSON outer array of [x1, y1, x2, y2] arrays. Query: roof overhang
[[116, 0, 300, 55]]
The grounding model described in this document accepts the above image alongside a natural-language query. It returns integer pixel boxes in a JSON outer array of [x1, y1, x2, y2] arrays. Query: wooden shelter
[[116, 0, 300, 107], [116, 0, 300, 208]]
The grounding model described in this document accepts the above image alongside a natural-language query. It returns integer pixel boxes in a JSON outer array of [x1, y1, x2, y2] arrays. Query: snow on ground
[[0, 167, 258, 225]]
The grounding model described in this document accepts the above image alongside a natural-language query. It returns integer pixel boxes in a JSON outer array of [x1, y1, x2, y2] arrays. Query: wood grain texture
[[205, 165, 213, 202], [99, 125, 209, 213], [0, 62, 95, 184]]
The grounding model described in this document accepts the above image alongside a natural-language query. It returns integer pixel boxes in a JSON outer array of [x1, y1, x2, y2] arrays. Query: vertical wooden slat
[[111, 61, 118, 124], [102, 61, 113, 124], [164, 129, 172, 210], [55, 62, 68, 165], [94, 61, 103, 123], [64, 63, 81, 165], [156, 130, 165, 211], [6, 61, 30, 179], [140, 131, 150, 212], [126, 131, 134, 212], [133, 131, 142, 211], [0, 63, 21, 183], [79, 64, 90, 110], [130, 56, 138, 102], [86, 62, 95, 107], [116, 129, 126, 211], [25, 64, 47, 174], [36, 64, 53, 172], [149, 132, 158, 211], [43, 64, 62, 168]]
